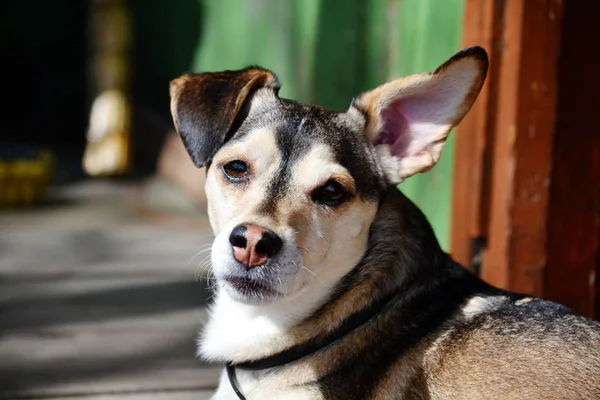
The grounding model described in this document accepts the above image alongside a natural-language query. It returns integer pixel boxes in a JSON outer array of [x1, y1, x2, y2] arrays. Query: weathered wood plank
[[481, 0, 563, 295], [451, 0, 504, 271]]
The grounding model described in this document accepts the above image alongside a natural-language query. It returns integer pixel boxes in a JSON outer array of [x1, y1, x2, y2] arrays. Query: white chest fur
[[199, 280, 337, 363]]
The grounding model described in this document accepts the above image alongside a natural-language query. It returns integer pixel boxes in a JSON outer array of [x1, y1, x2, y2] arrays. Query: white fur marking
[[462, 296, 507, 318], [515, 297, 533, 306]]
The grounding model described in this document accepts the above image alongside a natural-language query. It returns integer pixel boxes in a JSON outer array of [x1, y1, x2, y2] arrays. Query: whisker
[[195, 254, 214, 282], [297, 246, 310, 255], [188, 245, 213, 264], [301, 265, 323, 284], [205, 282, 224, 302]]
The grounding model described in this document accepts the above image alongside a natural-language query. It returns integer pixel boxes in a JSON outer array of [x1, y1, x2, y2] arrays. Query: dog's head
[[170, 47, 488, 305]]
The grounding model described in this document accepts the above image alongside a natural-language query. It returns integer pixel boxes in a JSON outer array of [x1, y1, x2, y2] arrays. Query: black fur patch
[[170, 67, 280, 167]]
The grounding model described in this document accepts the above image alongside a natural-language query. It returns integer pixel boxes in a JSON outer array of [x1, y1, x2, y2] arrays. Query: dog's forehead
[[229, 92, 385, 200], [237, 93, 365, 151]]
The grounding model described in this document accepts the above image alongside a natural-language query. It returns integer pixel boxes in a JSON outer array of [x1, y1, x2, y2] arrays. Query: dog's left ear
[[170, 67, 280, 167], [351, 46, 488, 183]]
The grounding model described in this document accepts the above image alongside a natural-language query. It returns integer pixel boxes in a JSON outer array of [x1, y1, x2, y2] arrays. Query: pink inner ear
[[373, 95, 444, 158], [373, 100, 415, 158]]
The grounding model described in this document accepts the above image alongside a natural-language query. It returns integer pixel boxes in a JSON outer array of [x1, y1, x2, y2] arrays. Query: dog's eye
[[223, 160, 248, 181], [312, 180, 348, 206]]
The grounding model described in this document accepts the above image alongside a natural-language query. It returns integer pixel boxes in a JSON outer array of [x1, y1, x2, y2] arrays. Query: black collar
[[226, 362, 246, 400], [225, 289, 398, 399]]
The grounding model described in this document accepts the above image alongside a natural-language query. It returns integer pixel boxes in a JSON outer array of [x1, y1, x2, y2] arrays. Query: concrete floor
[[0, 181, 220, 399]]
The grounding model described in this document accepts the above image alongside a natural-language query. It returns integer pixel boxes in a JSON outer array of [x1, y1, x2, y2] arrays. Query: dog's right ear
[[169, 67, 280, 168]]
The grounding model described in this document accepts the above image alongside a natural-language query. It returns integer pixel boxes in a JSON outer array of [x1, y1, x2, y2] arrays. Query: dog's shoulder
[[457, 291, 600, 339], [421, 293, 600, 399]]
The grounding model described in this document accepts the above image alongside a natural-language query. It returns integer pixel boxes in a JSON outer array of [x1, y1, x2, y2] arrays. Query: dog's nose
[[229, 224, 283, 268]]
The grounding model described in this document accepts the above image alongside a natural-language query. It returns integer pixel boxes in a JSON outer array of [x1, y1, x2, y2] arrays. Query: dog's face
[[170, 48, 488, 305], [202, 95, 384, 304]]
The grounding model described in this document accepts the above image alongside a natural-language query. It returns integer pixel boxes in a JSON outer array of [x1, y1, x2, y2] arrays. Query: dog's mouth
[[225, 276, 276, 299]]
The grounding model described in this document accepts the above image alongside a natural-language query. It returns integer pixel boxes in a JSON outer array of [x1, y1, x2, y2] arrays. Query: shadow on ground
[[0, 182, 219, 399]]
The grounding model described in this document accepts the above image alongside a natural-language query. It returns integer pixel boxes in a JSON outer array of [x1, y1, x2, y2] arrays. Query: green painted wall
[[192, 0, 463, 250]]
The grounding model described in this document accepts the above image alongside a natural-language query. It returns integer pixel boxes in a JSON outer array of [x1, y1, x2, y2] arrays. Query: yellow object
[[83, 0, 132, 177], [83, 90, 132, 176], [0, 150, 54, 207]]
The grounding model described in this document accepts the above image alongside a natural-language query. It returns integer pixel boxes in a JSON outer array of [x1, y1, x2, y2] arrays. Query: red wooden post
[[451, 0, 504, 271], [545, 2, 600, 319], [454, 0, 599, 318]]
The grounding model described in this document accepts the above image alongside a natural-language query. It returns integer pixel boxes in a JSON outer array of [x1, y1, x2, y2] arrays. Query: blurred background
[[0, 0, 598, 398]]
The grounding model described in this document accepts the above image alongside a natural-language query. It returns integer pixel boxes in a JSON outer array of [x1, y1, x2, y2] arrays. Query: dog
[[169, 46, 600, 399]]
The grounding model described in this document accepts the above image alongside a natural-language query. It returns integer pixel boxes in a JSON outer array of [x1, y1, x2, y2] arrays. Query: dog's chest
[[212, 367, 324, 400]]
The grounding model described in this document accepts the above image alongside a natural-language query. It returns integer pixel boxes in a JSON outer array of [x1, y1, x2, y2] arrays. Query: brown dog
[[170, 47, 600, 399]]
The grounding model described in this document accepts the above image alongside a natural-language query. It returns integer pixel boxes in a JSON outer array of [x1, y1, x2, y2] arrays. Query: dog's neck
[[200, 187, 448, 365]]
